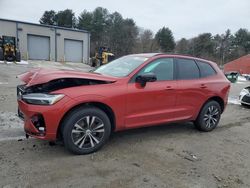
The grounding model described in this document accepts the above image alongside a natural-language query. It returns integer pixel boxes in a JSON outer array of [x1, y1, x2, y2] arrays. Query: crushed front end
[[17, 84, 69, 140], [16, 68, 114, 141]]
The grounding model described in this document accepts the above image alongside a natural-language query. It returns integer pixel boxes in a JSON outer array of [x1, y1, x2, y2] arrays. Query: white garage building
[[0, 18, 90, 63]]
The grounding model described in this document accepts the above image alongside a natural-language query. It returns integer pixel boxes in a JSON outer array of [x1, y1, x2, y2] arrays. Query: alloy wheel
[[71, 116, 105, 149], [203, 105, 220, 129]]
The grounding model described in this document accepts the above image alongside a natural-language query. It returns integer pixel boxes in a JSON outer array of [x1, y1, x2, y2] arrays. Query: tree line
[[40, 7, 250, 64]]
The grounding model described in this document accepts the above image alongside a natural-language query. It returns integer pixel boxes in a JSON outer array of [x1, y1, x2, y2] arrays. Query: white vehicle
[[239, 87, 250, 107]]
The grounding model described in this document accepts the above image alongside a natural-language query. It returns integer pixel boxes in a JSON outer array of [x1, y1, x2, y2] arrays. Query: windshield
[[93, 56, 148, 77]]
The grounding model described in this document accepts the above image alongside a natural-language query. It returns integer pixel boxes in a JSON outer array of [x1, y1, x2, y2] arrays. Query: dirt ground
[[0, 61, 250, 188]]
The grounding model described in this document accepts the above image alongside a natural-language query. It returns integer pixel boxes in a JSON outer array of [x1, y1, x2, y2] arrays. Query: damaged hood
[[18, 68, 117, 86]]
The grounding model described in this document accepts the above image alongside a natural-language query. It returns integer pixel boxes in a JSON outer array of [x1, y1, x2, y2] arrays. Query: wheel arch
[[194, 96, 225, 121], [207, 96, 225, 112], [57, 102, 116, 140], [198, 96, 225, 116]]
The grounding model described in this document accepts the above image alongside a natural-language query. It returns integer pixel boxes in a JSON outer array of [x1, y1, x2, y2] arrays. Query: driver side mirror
[[135, 72, 157, 87]]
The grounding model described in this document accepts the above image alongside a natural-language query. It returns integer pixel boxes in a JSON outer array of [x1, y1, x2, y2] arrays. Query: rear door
[[126, 58, 178, 128], [175, 58, 208, 120]]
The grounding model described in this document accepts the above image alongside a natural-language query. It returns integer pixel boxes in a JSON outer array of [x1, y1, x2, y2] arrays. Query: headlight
[[22, 93, 64, 105]]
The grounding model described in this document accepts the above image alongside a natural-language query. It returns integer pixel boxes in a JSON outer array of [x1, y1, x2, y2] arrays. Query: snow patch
[[236, 82, 247, 84], [228, 97, 241, 105], [0, 111, 23, 129], [0, 136, 25, 142], [237, 76, 247, 82], [0, 111, 24, 141], [0, 60, 29, 65], [0, 82, 8, 85], [16, 60, 29, 65]]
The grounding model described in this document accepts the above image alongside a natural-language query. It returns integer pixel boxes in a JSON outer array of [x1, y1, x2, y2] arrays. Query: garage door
[[64, 39, 83, 62], [28, 35, 50, 60]]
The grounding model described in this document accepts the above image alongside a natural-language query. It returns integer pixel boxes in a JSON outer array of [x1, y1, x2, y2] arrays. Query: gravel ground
[[0, 61, 250, 188]]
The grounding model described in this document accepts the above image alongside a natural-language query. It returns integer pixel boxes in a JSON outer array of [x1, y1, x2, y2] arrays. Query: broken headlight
[[22, 93, 64, 105]]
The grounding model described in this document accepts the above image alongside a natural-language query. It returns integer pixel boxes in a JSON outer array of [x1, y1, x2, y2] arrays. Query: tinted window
[[138, 58, 174, 81], [197, 61, 216, 77], [177, 58, 199, 80]]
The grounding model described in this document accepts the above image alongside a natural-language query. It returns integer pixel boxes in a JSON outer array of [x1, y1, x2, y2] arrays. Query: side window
[[196, 61, 217, 78], [176, 58, 199, 80], [138, 58, 174, 81]]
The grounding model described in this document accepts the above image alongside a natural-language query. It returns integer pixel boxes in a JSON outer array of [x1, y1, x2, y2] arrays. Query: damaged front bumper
[[17, 85, 71, 141]]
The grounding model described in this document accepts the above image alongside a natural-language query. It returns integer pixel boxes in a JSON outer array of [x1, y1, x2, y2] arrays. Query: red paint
[[224, 54, 250, 74], [18, 54, 230, 141], [18, 68, 117, 86]]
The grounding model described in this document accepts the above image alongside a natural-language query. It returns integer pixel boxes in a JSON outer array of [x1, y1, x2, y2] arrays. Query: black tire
[[90, 58, 96, 67], [62, 106, 111, 155], [16, 51, 21, 62], [5, 55, 15, 62], [194, 101, 221, 132], [0, 48, 3, 61], [241, 103, 250, 108]]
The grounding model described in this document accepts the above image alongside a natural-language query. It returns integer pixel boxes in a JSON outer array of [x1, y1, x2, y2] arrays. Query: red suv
[[17, 53, 230, 154]]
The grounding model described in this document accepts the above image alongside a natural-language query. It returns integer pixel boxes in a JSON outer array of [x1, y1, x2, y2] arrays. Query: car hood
[[18, 68, 117, 86]]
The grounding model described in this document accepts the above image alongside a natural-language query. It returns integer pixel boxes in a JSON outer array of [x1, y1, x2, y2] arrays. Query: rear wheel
[[195, 101, 221, 132], [0, 48, 3, 61], [90, 58, 96, 67], [62, 107, 111, 155], [16, 51, 21, 62]]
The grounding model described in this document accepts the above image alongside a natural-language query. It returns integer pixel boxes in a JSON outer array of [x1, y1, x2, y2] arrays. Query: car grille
[[17, 85, 26, 120]]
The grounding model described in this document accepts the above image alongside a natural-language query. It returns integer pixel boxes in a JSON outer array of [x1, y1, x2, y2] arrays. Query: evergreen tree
[[39, 10, 56, 25], [155, 27, 175, 52]]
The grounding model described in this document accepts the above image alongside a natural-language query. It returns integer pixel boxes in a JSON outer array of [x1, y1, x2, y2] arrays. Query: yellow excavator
[[0, 36, 21, 62], [91, 46, 115, 67]]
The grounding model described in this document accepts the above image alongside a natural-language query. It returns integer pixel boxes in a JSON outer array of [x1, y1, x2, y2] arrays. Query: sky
[[0, 0, 249, 40]]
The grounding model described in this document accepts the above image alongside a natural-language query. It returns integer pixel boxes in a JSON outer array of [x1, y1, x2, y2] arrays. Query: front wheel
[[16, 51, 21, 62], [195, 101, 221, 132], [5, 55, 15, 62], [62, 107, 111, 155]]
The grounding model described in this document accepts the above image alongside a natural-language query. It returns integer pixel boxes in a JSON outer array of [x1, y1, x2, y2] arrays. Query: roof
[[226, 54, 250, 65], [129, 53, 214, 63], [129, 53, 165, 58], [0, 18, 89, 34], [224, 54, 250, 74]]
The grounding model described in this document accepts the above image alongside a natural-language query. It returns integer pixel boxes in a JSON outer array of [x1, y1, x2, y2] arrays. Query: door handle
[[200, 84, 207, 89], [165, 86, 174, 90]]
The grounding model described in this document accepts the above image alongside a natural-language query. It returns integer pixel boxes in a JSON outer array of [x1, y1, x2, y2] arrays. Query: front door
[[125, 58, 177, 128]]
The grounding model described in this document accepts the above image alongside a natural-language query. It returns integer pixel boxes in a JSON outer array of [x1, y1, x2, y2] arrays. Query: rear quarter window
[[196, 61, 217, 78]]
